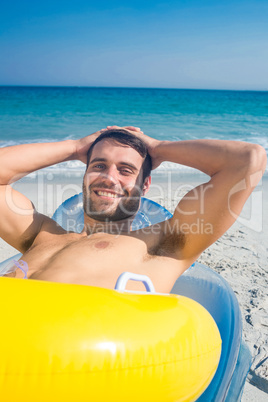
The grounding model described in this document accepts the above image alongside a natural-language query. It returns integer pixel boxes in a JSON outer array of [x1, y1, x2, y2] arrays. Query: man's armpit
[[148, 220, 186, 257]]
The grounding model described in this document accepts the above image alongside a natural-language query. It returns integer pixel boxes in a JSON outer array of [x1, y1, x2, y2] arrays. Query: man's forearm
[[0, 140, 76, 184], [153, 139, 265, 177]]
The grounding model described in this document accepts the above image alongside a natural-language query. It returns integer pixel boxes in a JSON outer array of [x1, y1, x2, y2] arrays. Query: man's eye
[[94, 164, 105, 170], [120, 169, 133, 175]]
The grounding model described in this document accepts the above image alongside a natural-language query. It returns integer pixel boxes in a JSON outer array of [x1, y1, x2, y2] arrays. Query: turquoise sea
[[0, 86, 267, 174]]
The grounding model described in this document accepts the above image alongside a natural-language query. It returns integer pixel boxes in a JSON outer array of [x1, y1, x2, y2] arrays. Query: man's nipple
[[94, 241, 110, 249]]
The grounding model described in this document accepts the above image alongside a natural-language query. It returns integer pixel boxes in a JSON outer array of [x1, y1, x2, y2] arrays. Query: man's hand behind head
[[75, 126, 145, 164], [75, 129, 109, 164], [105, 125, 162, 170]]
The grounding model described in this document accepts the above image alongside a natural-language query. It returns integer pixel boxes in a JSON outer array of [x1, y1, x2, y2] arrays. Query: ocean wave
[[1, 136, 267, 176], [23, 159, 268, 180], [155, 162, 196, 173]]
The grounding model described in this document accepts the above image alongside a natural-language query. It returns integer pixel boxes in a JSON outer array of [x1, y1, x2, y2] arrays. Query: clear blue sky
[[1, 0, 267, 90]]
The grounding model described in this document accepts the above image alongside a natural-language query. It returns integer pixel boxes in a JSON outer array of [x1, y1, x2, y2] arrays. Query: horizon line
[[0, 84, 267, 93]]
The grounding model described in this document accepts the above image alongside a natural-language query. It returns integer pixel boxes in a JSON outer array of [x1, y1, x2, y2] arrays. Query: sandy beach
[[0, 169, 267, 400]]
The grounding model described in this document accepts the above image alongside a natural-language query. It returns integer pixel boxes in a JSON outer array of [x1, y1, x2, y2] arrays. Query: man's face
[[83, 139, 150, 221]]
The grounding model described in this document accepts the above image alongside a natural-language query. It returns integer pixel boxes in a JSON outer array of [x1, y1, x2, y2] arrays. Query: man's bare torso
[[11, 223, 184, 293]]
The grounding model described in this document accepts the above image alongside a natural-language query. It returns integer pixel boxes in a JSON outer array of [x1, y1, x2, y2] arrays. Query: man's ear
[[142, 176, 151, 195]]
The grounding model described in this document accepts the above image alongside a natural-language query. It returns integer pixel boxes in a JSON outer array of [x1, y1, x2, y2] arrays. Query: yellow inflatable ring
[[0, 274, 221, 402]]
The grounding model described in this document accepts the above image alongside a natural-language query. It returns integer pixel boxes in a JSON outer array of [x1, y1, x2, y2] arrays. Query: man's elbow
[[248, 144, 267, 173]]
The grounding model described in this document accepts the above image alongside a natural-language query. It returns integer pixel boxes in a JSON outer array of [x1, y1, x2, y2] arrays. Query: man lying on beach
[[0, 126, 266, 292]]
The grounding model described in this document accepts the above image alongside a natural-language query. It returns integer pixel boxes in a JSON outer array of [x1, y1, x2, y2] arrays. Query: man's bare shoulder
[[36, 214, 81, 238]]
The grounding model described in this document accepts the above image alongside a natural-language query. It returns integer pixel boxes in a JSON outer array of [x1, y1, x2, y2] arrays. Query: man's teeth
[[96, 191, 122, 198]]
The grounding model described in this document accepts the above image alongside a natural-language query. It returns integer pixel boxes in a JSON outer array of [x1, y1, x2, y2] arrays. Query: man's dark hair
[[86, 129, 152, 182]]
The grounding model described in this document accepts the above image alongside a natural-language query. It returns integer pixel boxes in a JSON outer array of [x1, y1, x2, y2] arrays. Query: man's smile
[[94, 189, 125, 199]]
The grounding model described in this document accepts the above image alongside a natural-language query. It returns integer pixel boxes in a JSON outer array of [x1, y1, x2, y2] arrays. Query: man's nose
[[100, 165, 119, 184]]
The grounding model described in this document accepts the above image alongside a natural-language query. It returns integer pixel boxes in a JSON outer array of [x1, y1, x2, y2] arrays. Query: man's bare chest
[[18, 227, 184, 292], [22, 232, 152, 287]]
